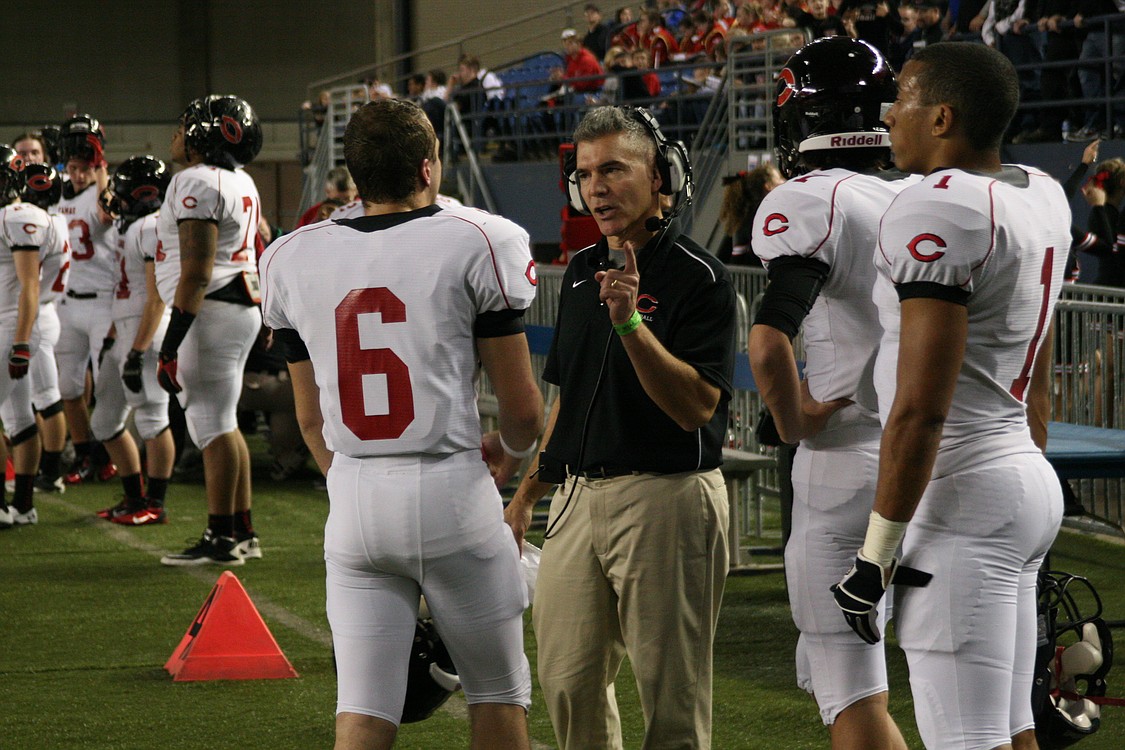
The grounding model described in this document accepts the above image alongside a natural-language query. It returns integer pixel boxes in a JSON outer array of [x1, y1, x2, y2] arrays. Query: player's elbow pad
[[753, 255, 830, 340]]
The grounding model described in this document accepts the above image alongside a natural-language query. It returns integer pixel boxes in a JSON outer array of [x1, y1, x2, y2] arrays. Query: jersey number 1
[[335, 287, 415, 440], [1010, 247, 1054, 401]]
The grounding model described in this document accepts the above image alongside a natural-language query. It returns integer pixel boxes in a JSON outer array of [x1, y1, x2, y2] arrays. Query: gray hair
[[572, 106, 655, 163]]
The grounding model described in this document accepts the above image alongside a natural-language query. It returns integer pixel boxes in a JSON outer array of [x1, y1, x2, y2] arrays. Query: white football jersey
[[155, 164, 260, 305], [874, 166, 1071, 475], [112, 213, 160, 321], [261, 203, 537, 458], [55, 183, 117, 295], [39, 213, 70, 302], [328, 193, 463, 222], [753, 168, 918, 425], [0, 203, 52, 321]]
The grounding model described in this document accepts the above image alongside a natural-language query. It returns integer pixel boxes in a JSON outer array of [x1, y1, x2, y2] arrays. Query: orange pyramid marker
[[165, 570, 299, 681]]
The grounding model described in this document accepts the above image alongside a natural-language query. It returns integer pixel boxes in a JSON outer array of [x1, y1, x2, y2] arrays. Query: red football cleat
[[111, 506, 167, 526]]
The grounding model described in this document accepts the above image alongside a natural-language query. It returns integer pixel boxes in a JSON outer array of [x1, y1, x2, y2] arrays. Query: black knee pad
[[37, 400, 65, 419]]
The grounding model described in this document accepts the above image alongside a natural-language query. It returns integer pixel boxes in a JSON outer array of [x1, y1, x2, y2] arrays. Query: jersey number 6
[[336, 287, 415, 441]]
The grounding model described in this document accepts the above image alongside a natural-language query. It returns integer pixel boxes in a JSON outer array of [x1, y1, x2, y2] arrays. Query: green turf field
[[2, 465, 1124, 749]]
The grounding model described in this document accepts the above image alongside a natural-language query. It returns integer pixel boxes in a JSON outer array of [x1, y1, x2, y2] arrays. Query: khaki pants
[[532, 469, 729, 750]]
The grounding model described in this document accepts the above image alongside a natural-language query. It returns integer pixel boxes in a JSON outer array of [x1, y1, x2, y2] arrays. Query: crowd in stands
[[300, 0, 1125, 163]]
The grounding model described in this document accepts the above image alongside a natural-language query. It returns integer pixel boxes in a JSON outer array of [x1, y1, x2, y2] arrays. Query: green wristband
[[613, 310, 642, 336]]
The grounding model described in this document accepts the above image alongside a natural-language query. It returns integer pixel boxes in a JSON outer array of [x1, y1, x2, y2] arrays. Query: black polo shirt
[[542, 220, 737, 474]]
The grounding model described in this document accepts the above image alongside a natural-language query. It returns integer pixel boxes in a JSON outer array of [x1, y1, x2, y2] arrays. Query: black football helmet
[[773, 37, 897, 178], [39, 125, 61, 165], [107, 156, 170, 230], [59, 114, 106, 165], [0, 145, 25, 207], [1034, 569, 1114, 748], [21, 163, 62, 209], [401, 618, 461, 723], [180, 95, 263, 169]]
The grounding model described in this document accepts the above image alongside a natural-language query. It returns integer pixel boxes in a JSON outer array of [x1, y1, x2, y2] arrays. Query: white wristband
[[860, 510, 908, 571], [499, 433, 538, 459]]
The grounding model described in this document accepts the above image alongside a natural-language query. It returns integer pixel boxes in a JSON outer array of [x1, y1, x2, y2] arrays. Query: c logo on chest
[[907, 233, 946, 262]]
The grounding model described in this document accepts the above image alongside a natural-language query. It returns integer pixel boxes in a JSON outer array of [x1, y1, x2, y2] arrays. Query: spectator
[[452, 54, 506, 144], [891, 3, 919, 68], [423, 68, 449, 101], [556, 28, 607, 94], [716, 163, 785, 266], [1021, 0, 1083, 143], [903, 0, 945, 60], [611, 6, 641, 50], [838, 0, 906, 58], [638, 8, 681, 66], [1074, 155, 1125, 285], [406, 73, 426, 101], [294, 166, 357, 229], [794, 0, 854, 37], [1067, 0, 1125, 141], [631, 47, 662, 99], [583, 4, 614, 61], [975, 0, 1043, 141]]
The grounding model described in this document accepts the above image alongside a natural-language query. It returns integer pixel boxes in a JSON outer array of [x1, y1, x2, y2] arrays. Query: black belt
[[569, 466, 641, 479], [66, 290, 98, 300]]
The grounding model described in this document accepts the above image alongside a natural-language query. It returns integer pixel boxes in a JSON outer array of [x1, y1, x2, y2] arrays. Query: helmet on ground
[[401, 618, 461, 723], [1034, 569, 1114, 748], [59, 114, 106, 165], [773, 36, 896, 178], [180, 95, 263, 169], [108, 155, 171, 229], [21, 163, 62, 209], [0, 145, 25, 207]]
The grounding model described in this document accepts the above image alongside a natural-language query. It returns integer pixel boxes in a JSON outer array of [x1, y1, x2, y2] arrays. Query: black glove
[[122, 349, 145, 393], [98, 336, 115, 368], [831, 552, 932, 645], [8, 342, 30, 380], [157, 351, 182, 394]]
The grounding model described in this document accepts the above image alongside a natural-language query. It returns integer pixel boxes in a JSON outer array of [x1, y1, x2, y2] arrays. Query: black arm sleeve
[[896, 281, 971, 305], [753, 255, 831, 339], [1062, 162, 1090, 200], [273, 328, 311, 363], [473, 308, 526, 338]]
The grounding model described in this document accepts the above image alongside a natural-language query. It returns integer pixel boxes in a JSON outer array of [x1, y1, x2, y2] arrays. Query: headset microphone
[[644, 215, 666, 232]]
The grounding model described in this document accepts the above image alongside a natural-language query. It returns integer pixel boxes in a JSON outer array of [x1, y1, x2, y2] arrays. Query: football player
[[749, 37, 919, 750], [91, 156, 175, 525], [261, 98, 541, 749], [0, 146, 46, 528], [54, 114, 117, 485], [18, 158, 71, 492], [156, 96, 264, 566], [833, 42, 1070, 750]]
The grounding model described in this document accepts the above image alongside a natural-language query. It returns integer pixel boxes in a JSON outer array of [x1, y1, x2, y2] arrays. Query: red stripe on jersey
[[808, 173, 856, 259], [446, 214, 513, 310]]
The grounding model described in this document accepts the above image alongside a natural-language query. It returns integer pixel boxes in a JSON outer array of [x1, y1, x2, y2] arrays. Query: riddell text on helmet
[[831, 134, 883, 147]]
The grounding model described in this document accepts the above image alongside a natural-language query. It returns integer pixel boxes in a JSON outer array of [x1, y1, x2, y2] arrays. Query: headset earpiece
[[563, 149, 589, 214], [627, 107, 689, 197]]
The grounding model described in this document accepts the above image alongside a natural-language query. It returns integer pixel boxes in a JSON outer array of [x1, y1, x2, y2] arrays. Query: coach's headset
[[563, 107, 694, 233]]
